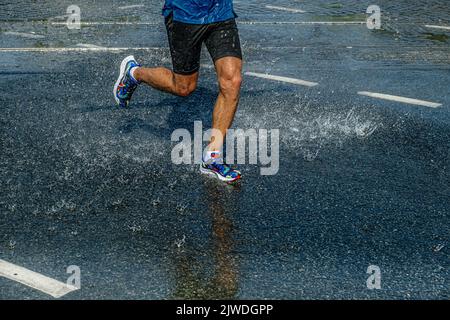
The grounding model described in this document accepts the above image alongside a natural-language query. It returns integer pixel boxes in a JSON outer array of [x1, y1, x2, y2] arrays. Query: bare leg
[[208, 57, 243, 152], [134, 67, 199, 97]]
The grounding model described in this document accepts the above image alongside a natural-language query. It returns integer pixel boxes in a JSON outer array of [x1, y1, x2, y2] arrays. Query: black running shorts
[[165, 14, 243, 75]]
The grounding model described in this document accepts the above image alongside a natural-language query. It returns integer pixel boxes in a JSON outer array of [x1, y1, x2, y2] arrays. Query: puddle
[[312, 13, 367, 22], [321, 3, 344, 9], [422, 32, 449, 42]]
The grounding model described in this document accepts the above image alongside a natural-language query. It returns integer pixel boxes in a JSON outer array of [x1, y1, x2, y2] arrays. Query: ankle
[[203, 150, 222, 164], [130, 66, 141, 82]]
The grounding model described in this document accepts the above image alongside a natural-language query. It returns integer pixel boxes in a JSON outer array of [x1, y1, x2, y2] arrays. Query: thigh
[[165, 14, 207, 75], [204, 19, 243, 64]]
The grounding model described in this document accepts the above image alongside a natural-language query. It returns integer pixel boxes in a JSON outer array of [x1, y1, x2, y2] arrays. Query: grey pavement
[[0, 0, 448, 299]]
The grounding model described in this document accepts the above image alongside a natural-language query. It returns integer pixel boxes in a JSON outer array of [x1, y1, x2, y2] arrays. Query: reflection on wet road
[[171, 181, 240, 299]]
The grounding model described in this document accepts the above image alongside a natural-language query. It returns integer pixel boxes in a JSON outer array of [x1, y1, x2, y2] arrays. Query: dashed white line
[[0, 47, 164, 52], [241, 21, 365, 25], [47, 21, 365, 26], [200, 63, 215, 69], [358, 91, 442, 108], [425, 25, 450, 31], [3, 31, 45, 39], [76, 43, 107, 49], [265, 5, 306, 13], [117, 4, 145, 10], [0, 259, 78, 298], [50, 21, 159, 26], [245, 72, 318, 87]]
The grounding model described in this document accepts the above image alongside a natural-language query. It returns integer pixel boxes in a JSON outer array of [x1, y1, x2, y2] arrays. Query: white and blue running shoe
[[200, 161, 242, 183], [114, 55, 141, 108]]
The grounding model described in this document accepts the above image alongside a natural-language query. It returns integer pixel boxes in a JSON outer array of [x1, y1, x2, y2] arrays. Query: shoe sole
[[113, 55, 136, 106], [200, 165, 241, 183]]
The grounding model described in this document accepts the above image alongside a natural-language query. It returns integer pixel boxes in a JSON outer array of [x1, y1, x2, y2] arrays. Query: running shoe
[[200, 161, 241, 183], [113, 55, 141, 108]]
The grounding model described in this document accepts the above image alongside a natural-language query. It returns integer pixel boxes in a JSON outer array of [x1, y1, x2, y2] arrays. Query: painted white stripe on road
[[358, 91, 442, 108], [47, 21, 364, 26], [265, 5, 306, 13], [0, 47, 164, 52], [0, 259, 78, 298], [3, 31, 45, 39], [245, 72, 318, 87], [50, 21, 158, 26], [118, 4, 145, 10], [242, 21, 365, 25], [76, 43, 107, 49], [200, 63, 215, 69], [425, 24, 450, 31], [0, 45, 376, 53]]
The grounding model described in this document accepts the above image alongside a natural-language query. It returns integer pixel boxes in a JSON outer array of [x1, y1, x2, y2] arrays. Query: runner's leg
[[204, 19, 243, 153], [133, 13, 205, 97], [209, 57, 242, 152], [133, 68, 198, 97]]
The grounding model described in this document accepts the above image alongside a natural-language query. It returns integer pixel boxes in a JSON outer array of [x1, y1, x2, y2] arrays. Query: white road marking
[[0, 259, 78, 298], [425, 25, 450, 31], [245, 72, 318, 87], [265, 5, 306, 13], [0, 47, 164, 52], [117, 4, 145, 10], [50, 21, 158, 26], [47, 21, 365, 26], [76, 43, 107, 49], [241, 21, 364, 25], [3, 31, 45, 39], [0, 45, 343, 53], [358, 91, 442, 108], [200, 64, 215, 69]]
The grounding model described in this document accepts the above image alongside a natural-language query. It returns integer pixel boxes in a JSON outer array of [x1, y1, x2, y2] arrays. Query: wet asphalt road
[[0, 1, 449, 299]]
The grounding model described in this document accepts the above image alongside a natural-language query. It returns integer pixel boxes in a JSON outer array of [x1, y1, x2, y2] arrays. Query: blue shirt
[[163, 0, 236, 24]]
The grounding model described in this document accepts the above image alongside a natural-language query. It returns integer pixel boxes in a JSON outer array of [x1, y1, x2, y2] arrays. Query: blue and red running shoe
[[200, 161, 241, 183], [114, 55, 141, 108]]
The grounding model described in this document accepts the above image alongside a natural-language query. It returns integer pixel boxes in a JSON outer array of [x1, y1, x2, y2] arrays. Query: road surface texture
[[0, 0, 449, 299]]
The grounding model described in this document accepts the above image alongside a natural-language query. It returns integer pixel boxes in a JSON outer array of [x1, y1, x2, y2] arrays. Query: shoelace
[[120, 77, 138, 97], [214, 163, 230, 174], [210, 162, 239, 177]]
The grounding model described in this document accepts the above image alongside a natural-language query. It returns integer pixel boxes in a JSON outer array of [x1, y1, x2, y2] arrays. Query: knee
[[175, 81, 197, 97], [219, 72, 242, 97]]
